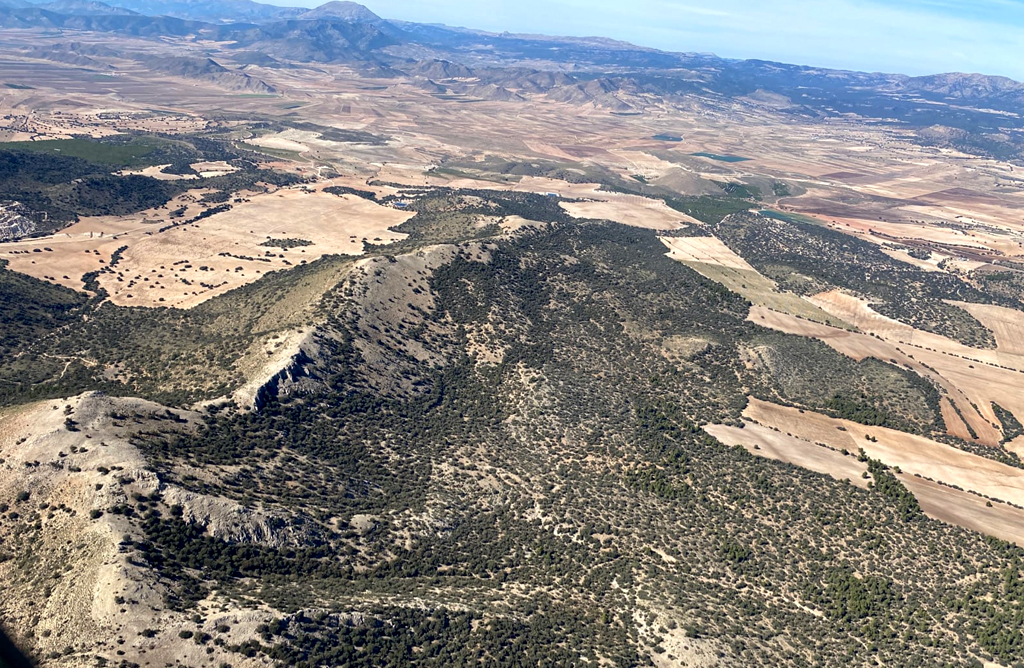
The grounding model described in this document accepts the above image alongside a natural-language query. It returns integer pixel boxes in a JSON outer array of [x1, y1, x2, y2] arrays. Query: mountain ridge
[[2, 0, 1020, 87]]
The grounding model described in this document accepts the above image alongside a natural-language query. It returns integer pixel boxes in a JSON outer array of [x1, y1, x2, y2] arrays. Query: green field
[[692, 152, 751, 162], [664, 195, 752, 224], [0, 137, 165, 167], [428, 166, 511, 183], [759, 209, 825, 225], [680, 260, 852, 328], [235, 141, 306, 161]]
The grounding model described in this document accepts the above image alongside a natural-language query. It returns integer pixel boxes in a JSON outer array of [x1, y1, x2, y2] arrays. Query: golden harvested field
[[2, 187, 411, 308], [191, 161, 239, 177], [560, 198, 690, 230], [711, 411, 1024, 546], [2, 189, 216, 290], [956, 302, 1024, 356], [939, 397, 977, 443], [807, 290, 1024, 372], [660, 235, 758, 270], [902, 475, 1024, 549], [749, 304, 1021, 445], [805, 291, 1024, 435], [248, 132, 313, 154], [744, 398, 1024, 506], [116, 165, 198, 181], [704, 422, 870, 488], [512, 176, 706, 229], [711, 398, 1024, 546], [100, 189, 410, 307]]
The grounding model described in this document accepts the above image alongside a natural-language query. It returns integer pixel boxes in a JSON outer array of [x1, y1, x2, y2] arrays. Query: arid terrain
[[3, 2, 1024, 667]]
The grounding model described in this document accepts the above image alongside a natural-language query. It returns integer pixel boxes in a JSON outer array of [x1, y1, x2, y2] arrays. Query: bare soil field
[[743, 398, 1024, 507], [512, 176, 708, 228], [117, 164, 198, 181], [804, 291, 1024, 434], [710, 398, 1024, 546], [561, 198, 689, 230], [902, 475, 1024, 548], [660, 235, 759, 270], [191, 160, 238, 177], [1007, 435, 1024, 459], [805, 290, 1024, 373], [349, 168, 705, 231], [824, 214, 1024, 261], [247, 130, 313, 154], [1, 188, 218, 290], [939, 396, 977, 442], [711, 410, 1024, 547], [705, 422, 870, 488]]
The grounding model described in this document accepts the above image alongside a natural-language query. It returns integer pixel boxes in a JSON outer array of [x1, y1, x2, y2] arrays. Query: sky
[[293, 0, 1024, 79]]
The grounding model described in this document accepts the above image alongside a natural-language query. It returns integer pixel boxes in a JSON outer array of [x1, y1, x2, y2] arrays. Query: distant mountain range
[[1, 0, 1022, 159], [0, 0, 383, 23]]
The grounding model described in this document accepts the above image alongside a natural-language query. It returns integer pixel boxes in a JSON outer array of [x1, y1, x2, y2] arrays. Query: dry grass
[[662, 236, 848, 326]]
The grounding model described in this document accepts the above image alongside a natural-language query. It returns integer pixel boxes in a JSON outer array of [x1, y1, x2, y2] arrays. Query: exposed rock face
[[243, 245, 461, 409], [0, 201, 40, 241]]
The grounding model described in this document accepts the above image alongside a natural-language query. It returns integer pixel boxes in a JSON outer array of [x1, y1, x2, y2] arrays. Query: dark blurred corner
[[0, 625, 34, 668]]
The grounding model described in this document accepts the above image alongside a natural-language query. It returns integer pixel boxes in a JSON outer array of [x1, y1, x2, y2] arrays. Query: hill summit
[[298, 1, 381, 22]]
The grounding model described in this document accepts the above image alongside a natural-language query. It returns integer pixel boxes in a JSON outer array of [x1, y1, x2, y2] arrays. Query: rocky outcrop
[[0, 201, 40, 241]]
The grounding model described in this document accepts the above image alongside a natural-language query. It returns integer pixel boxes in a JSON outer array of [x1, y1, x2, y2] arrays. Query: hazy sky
[[298, 0, 1024, 79]]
